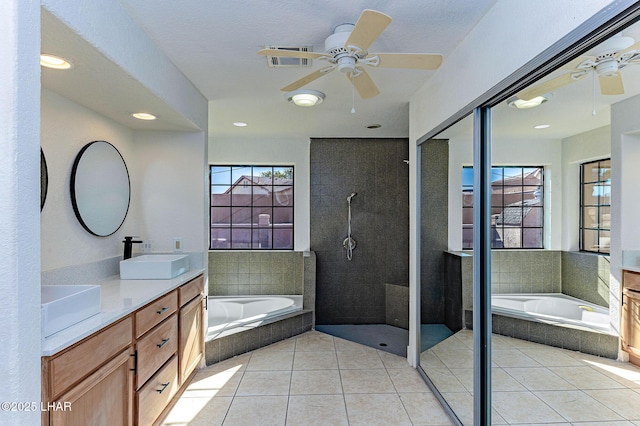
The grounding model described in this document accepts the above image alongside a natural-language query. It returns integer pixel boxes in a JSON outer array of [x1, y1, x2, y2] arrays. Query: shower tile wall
[[310, 138, 409, 325], [208, 251, 304, 296], [420, 139, 449, 324]]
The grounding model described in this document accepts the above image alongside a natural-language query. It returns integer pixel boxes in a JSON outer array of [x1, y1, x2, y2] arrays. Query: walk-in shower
[[343, 192, 357, 260]]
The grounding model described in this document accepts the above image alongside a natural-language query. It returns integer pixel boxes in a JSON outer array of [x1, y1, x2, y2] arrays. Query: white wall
[[561, 126, 611, 251], [209, 135, 311, 251], [41, 89, 138, 271], [0, 0, 41, 421], [134, 131, 208, 254]]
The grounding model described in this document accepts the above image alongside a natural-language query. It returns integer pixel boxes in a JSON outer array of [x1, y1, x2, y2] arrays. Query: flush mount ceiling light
[[131, 112, 157, 120], [507, 93, 552, 109], [233, 122, 248, 127], [40, 53, 73, 70], [534, 124, 551, 129], [286, 90, 325, 107]]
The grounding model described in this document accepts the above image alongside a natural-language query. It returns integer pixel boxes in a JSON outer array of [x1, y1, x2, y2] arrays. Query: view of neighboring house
[[462, 167, 543, 248], [210, 174, 294, 249]]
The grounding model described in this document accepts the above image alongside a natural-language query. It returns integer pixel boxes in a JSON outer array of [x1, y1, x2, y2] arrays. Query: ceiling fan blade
[[517, 72, 584, 101], [348, 68, 380, 99], [258, 48, 327, 60], [373, 53, 443, 69], [599, 73, 624, 95], [344, 9, 392, 53], [280, 67, 333, 92], [618, 40, 640, 55]]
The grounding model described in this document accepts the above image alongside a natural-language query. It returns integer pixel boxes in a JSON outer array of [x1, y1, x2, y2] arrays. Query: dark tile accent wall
[[205, 310, 313, 365], [443, 253, 463, 332], [562, 251, 610, 307], [385, 283, 409, 330], [310, 138, 409, 324], [420, 140, 449, 324], [208, 251, 304, 296]]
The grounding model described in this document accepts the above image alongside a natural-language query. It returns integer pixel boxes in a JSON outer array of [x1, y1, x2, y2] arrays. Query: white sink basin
[[120, 254, 189, 280], [41, 285, 101, 337]]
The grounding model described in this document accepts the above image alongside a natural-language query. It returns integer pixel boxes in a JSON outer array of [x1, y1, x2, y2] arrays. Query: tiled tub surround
[[451, 250, 616, 357], [208, 251, 304, 296], [206, 251, 315, 364]]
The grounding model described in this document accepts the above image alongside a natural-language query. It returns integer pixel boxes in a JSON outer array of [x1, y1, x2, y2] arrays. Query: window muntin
[[462, 166, 544, 249], [580, 159, 610, 254], [210, 165, 294, 250]]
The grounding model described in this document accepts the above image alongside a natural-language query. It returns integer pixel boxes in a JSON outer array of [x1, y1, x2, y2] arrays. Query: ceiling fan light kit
[[258, 9, 443, 101], [286, 89, 325, 107]]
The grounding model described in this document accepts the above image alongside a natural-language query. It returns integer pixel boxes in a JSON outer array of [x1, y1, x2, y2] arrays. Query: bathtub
[[206, 295, 303, 340], [491, 293, 612, 334]]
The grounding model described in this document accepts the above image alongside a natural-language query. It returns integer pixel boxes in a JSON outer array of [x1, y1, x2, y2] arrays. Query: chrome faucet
[[123, 236, 143, 260]]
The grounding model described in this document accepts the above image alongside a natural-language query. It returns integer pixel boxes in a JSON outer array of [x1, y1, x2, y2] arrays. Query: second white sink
[[42, 285, 101, 338], [120, 254, 189, 280]]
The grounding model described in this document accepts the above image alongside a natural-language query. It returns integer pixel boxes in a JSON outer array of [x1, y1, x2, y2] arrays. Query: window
[[462, 166, 544, 249], [210, 166, 294, 250], [580, 159, 610, 254]]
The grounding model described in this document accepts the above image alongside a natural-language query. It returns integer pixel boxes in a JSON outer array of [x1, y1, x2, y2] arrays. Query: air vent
[[266, 45, 313, 68]]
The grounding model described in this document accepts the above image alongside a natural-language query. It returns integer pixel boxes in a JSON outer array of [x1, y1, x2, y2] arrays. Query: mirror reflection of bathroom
[[419, 19, 640, 425]]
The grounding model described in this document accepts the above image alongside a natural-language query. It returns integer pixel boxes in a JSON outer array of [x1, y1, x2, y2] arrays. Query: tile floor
[[422, 329, 640, 425], [162, 330, 453, 425]]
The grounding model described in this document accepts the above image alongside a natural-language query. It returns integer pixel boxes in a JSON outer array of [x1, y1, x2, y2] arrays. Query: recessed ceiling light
[[367, 124, 381, 129], [233, 122, 248, 127], [40, 54, 73, 70], [507, 93, 552, 109], [131, 112, 157, 120], [285, 90, 325, 107], [534, 124, 550, 129]]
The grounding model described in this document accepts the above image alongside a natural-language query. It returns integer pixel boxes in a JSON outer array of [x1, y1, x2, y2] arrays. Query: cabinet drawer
[[179, 274, 204, 307], [137, 355, 179, 426], [624, 270, 640, 292], [137, 314, 178, 388], [49, 317, 133, 398], [135, 291, 177, 338]]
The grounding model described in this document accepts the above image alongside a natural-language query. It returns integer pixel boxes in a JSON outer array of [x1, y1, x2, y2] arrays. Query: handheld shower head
[[347, 192, 357, 202]]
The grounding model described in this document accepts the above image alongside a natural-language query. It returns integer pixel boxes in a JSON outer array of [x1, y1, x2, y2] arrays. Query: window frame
[[462, 165, 544, 249], [579, 158, 611, 254], [209, 165, 294, 250]]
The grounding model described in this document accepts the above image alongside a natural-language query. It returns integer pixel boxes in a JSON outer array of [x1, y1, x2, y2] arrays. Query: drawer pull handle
[[157, 307, 169, 315], [157, 338, 170, 348], [157, 382, 170, 394]]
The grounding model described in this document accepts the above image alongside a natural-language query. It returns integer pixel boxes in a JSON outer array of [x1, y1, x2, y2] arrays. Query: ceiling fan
[[517, 35, 640, 101], [257, 9, 443, 100]]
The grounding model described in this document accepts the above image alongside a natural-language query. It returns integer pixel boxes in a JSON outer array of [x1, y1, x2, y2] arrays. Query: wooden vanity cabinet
[[178, 275, 204, 385], [42, 274, 205, 426], [42, 317, 134, 426], [622, 270, 640, 365]]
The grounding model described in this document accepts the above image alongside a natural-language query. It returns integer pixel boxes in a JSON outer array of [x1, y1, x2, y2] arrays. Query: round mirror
[[41, 148, 48, 211], [70, 141, 130, 236]]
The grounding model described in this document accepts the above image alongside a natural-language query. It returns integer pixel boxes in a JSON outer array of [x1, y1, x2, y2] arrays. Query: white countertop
[[42, 268, 205, 356]]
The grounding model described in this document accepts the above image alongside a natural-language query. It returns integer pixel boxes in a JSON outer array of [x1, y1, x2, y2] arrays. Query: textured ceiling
[[118, 0, 497, 138], [42, 2, 640, 142]]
